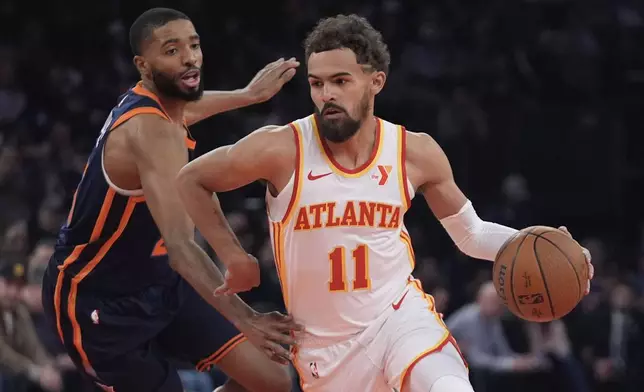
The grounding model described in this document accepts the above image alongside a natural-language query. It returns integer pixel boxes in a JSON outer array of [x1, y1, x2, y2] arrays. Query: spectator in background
[[447, 281, 545, 391], [583, 282, 644, 392], [526, 321, 591, 392], [0, 262, 62, 392]]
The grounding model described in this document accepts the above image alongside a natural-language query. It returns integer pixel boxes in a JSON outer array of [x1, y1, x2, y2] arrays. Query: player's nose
[[182, 50, 199, 67], [321, 84, 339, 103]]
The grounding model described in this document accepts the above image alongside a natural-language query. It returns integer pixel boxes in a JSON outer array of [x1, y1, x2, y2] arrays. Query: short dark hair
[[129, 8, 190, 56], [304, 14, 391, 75]]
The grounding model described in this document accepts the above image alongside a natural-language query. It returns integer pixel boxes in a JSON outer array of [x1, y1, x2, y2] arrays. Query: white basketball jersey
[[266, 115, 416, 339]]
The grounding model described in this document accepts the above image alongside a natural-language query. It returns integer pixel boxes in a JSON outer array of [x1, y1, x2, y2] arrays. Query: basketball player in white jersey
[[176, 14, 594, 392]]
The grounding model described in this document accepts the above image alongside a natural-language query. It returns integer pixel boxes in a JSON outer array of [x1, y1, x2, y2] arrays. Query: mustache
[[179, 66, 201, 78], [321, 103, 347, 114]]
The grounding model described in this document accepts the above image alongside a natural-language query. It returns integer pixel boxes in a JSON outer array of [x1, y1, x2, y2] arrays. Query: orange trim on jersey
[[291, 345, 307, 391], [55, 186, 117, 343], [399, 334, 452, 391], [398, 126, 412, 210], [132, 82, 168, 113], [312, 116, 384, 178], [397, 277, 454, 391], [67, 164, 89, 226], [109, 107, 170, 131], [53, 244, 85, 342], [271, 222, 290, 309], [195, 333, 247, 372], [279, 123, 303, 225], [89, 189, 115, 242], [184, 136, 196, 150], [269, 223, 282, 282], [66, 191, 79, 226], [400, 231, 415, 270], [132, 82, 196, 148], [67, 196, 139, 375]]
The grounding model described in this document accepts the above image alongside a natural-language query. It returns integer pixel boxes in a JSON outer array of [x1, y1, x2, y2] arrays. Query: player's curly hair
[[304, 14, 391, 75]]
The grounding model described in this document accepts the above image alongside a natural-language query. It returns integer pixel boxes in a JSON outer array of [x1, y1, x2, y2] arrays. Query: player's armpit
[[176, 124, 294, 266], [404, 131, 468, 220]]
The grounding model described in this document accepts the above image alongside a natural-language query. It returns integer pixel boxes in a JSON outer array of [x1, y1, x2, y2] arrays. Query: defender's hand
[[558, 226, 594, 295], [244, 58, 300, 103], [239, 311, 303, 364], [214, 254, 261, 296]]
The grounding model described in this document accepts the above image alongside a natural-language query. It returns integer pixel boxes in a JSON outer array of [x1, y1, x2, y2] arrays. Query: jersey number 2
[[328, 244, 371, 292], [151, 238, 168, 257]]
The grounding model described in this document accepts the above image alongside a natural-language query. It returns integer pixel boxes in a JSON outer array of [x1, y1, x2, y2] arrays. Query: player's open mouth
[[323, 108, 344, 118], [180, 69, 200, 88]]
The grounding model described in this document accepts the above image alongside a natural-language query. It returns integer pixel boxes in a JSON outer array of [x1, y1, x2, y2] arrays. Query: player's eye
[[309, 81, 322, 87], [165, 48, 178, 56], [191, 43, 200, 50], [334, 79, 347, 85]]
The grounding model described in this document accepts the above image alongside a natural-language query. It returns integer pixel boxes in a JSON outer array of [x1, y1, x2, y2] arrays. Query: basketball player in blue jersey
[[176, 14, 595, 392], [41, 7, 301, 392]]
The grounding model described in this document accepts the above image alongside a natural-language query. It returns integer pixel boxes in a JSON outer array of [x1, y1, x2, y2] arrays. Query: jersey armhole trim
[[280, 123, 304, 225], [109, 107, 169, 131], [102, 106, 168, 197], [398, 126, 412, 210]]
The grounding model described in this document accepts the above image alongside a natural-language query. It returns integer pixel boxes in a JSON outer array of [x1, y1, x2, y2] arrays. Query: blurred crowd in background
[[1, 0, 644, 391]]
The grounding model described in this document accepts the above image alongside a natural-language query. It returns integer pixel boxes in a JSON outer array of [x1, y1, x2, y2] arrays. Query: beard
[[151, 67, 204, 102], [314, 90, 370, 143]]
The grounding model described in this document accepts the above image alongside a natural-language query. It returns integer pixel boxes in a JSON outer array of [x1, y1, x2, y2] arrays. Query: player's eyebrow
[[308, 72, 352, 79], [161, 34, 199, 47], [161, 38, 180, 47]]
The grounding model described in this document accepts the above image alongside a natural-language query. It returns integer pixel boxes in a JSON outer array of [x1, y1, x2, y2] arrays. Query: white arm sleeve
[[439, 200, 518, 261]]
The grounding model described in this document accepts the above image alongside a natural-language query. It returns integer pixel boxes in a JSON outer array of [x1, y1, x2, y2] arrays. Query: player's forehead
[[307, 48, 364, 79], [150, 19, 198, 46]]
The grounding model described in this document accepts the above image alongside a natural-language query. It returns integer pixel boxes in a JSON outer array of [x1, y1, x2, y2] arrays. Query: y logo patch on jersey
[[91, 309, 100, 325], [309, 362, 320, 379], [371, 165, 392, 185]]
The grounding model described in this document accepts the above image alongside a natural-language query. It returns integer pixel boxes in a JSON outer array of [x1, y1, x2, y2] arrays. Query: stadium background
[[0, 0, 643, 391]]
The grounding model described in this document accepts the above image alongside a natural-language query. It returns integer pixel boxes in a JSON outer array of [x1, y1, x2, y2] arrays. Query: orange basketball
[[492, 226, 589, 322]]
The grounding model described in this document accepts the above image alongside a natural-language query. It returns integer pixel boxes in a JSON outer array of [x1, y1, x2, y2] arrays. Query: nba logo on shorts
[[309, 362, 319, 379]]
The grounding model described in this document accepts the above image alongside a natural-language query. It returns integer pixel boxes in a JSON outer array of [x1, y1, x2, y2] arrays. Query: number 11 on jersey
[[328, 244, 371, 292]]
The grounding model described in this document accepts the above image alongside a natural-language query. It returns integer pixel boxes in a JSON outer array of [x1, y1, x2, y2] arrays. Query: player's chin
[[178, 85, 204, 101]]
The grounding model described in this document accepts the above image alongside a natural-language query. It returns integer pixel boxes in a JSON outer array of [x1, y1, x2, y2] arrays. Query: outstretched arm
[[406, 131, 593, 292], [176, 125, 295, 291], [184, 58, 299, 126], [406, 131, 518, 261]]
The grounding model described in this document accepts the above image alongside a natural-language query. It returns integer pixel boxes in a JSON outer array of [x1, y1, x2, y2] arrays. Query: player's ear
[[133, 56, 148, 78], [370, 71, 386, 95]]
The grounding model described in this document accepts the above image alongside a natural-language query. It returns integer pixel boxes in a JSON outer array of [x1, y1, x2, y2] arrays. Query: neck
[[141, 80, 187, 123], [324, 115, 378, 167]]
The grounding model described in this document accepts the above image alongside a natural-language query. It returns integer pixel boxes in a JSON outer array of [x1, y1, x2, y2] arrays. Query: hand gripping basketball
[[493, 225, 594, 322], [558, 226, 594, 295]]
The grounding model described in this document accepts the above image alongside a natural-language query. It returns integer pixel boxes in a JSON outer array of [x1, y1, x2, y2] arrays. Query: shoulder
[[403, 129, 452, 188], [235, 124, 297, 159], [121, 114, 184, 151], [404, 130, 443, 164]]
